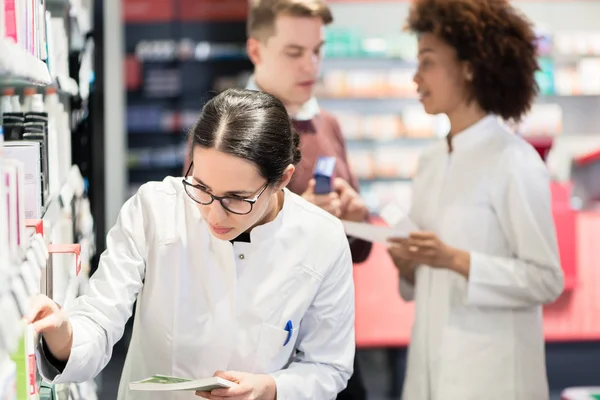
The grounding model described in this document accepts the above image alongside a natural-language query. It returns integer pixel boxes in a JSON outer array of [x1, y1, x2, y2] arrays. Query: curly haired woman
[[388, 1, 565, 399]]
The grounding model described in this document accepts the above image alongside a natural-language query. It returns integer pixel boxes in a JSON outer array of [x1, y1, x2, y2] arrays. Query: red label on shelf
[[179, 0, 248, 22], [125, 55, 142, 91], [123, 0, 175, 23], [28, 354, 36, 394], [25, 219, 44, 235]]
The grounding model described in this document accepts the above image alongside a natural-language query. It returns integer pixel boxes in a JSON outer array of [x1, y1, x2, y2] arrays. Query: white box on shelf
[[0, 356, 17, 400], [0, 295, 23, 354], [3, 160, 20, 263], [0, 0, 5, 39], [0, 141, 8, 278], [48, 244, 81, 307], [3, 141, 43, 219]]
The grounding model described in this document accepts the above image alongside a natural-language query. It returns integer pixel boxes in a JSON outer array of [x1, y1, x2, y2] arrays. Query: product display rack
[[123, 0, 252, 195], [0, 0, 98, 398]]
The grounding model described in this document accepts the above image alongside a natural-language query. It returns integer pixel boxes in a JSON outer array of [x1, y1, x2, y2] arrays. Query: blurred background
[[1, 0, 600, 399]]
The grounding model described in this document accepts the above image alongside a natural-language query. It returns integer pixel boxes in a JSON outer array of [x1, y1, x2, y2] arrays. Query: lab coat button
[[238, 254, 245, 260]]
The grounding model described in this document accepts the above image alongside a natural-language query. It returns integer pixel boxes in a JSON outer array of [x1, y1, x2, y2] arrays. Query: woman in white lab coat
[[26, 88, 356, 400], [389, 1, 565, 399]]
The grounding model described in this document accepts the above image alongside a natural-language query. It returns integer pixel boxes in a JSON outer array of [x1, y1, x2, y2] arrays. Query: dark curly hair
[[407, 0, 539, 122]]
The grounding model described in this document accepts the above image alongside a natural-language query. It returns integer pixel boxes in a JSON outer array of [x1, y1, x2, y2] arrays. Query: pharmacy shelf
[[43, 166, 87, 229], [359, 177, 412, 183], [0, 233, 48, 352], [321, 57, 417, 70], [347, 137, 436, 146], [0, 38, 51, 85]]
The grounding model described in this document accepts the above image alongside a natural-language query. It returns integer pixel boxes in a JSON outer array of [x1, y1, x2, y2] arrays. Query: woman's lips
[[210, 224, 233, 235]]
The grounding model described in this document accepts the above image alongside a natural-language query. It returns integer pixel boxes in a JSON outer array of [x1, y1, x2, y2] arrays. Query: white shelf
[[0, 38, 52, 85], [0, 233, 48, 353], [43, 166, 87, 228]]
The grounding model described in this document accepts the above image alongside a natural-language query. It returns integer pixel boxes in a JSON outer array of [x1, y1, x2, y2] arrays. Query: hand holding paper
[[342, 217, 419, 244]]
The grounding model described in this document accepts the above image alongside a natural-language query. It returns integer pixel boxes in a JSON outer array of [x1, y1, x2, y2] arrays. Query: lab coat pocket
[[252, 323, 297, 374]]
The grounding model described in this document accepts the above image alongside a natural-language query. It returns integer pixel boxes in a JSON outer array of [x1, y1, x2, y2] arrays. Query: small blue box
[[313, 156, 336, 194]]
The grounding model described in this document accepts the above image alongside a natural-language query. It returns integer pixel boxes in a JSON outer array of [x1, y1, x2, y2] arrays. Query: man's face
[[249, 14, 325, 109]]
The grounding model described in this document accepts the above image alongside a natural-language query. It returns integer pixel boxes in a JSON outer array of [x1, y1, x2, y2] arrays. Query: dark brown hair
[[248, 0, 333, 40], [407, 0, 539, 121], [190, 88, 302, 184]]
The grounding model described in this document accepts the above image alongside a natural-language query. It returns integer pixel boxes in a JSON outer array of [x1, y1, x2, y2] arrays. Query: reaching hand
[[24, 294, 73, 362], [195, 370, 277, 400]]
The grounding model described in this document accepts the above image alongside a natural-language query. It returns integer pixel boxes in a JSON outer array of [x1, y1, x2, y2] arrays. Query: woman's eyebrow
[[192, 177, 254, 196]]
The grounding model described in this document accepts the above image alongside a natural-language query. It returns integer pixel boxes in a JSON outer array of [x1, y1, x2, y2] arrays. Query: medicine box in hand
[[313, 156, 336, 194]]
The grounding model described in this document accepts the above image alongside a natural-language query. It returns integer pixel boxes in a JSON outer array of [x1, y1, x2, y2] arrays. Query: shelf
[[0, 38, 51, 85], [0, 233, 48, 353], [359, 177, 412, 184], [321, 57, 417, 70], [42, 166, 87, 228], [347, 137, 437, 146]]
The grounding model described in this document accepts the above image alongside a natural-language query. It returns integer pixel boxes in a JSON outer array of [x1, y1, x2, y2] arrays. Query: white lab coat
[[400, 115, 564, 400], [37, 178, 356, 400]]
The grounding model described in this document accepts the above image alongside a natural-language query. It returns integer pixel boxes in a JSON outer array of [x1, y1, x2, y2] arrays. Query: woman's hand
[[402, 232, 471, 278], [24, 294, 73, 362], [388, 238, 417, 285], [195, 370, 277, 400]]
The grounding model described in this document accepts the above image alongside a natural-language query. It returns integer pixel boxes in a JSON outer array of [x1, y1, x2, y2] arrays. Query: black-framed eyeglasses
[[182, 163, 269, 215]]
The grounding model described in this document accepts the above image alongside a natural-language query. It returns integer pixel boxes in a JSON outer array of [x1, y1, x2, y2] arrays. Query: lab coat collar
[[447, 114, 498, 153], [246, 188, 289, 243], [246, 75, 320, 121]]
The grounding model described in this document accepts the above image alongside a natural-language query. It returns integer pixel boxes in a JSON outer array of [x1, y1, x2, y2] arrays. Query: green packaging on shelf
[[9, 324, 37, 400], [325, 27, 363, 58], [536, 57, 556, 96]]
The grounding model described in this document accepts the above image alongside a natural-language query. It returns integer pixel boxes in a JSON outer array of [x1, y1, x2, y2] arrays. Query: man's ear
[[247, 37, 262, 66]]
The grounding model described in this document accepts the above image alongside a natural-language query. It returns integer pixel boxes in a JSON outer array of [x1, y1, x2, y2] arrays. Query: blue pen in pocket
[[283, 320, 293, 346]]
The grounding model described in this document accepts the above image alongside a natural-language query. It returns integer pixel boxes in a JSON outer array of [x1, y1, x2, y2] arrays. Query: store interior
[[1, 0, 600, 399]]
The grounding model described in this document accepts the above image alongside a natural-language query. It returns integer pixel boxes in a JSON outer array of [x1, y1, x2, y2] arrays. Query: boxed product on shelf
[[553, 58, 600, 96], [402, 105, 449, 138], [0, 127, 7, 274], [318, 69, 417, 99], [324, 27, 417, 60], [517, 103, 563, 137], [373, 146, 422, 179], [334, 112, 403, 140], [360, 181, 413, 214], [578, 58, 600, 95], [0, 294, 22, 353], [10, 324, 37, 400], [3, 159, 26, 263], [0, 355, 17, 400], [48, 244, 81, 307], [362, 114, 404, 140], [346, 148, 375, 179], [2, 0, 48, 60], [554, 31, 600, 57], [3, 142, 43, 219]]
